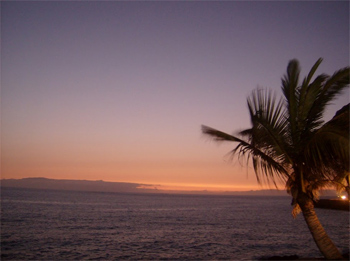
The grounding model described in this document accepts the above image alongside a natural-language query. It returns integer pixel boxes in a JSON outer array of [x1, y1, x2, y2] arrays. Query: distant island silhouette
[[0, 177, 339, 197]]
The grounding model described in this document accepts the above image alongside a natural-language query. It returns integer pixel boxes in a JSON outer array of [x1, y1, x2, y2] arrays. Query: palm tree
[[202, 58, 349, 259]]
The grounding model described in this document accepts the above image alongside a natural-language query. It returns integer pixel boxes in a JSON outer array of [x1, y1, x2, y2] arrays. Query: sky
[[1, 1, 349, 192]]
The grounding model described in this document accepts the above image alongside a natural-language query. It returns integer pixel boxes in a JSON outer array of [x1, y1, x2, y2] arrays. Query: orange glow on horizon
[[137, 182, 263, 192]]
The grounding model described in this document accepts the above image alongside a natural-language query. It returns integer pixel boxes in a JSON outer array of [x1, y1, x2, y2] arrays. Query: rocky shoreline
[[314, 199, 349, 211]]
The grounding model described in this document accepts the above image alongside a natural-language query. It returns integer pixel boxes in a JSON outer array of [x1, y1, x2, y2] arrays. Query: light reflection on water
[[1, 187, 349, 260]]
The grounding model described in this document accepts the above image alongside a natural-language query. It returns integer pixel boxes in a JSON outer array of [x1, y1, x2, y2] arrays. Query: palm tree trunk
[[298, 193, 344, 260]]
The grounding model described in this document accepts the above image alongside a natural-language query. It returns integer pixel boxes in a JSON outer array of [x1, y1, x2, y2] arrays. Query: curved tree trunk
[[298, 193, 344, 260]]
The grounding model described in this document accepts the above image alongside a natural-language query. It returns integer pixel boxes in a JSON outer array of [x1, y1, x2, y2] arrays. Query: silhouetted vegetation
[[202, 58, 349, 259]]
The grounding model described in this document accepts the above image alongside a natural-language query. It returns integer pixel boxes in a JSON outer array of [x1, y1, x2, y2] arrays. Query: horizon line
[[1, 176, 288, 194]]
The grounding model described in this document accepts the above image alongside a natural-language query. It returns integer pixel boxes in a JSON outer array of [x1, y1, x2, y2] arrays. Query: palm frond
[[201, 125, 241, 143], [306, 67, 350, 131], [321, 67, 350, 98], [246, 89, 291, 163], [292, 203, 301, 219], [298, 58, 327, 131], [298, 74, 328, 133], [305, 104, 349, 174], [202, 125, 290, 186], [281, 59, 300, 142], [332, 171, 350, 195], [300, 58, 323, 96]]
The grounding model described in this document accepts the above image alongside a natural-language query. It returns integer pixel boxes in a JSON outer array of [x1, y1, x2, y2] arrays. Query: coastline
[[314, 199, 349, 211]]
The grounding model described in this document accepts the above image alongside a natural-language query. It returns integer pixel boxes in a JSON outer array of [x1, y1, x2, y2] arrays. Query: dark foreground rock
[[314, 199, 349, 211]]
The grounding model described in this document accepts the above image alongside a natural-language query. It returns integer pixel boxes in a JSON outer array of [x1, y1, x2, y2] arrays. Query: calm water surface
[[1, 187, 349, 260]]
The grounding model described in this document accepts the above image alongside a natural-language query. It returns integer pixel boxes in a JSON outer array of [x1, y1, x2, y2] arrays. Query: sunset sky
[[2, 1, 349, 192]]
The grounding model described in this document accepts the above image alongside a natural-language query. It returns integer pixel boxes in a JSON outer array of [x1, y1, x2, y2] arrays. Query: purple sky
[[2, 1, 349, 191]]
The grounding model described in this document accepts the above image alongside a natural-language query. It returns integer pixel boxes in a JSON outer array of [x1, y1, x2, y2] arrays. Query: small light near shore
[[340, 195, 347, 200]]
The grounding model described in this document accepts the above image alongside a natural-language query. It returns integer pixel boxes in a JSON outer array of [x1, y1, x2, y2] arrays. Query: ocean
[[1, 187, 349, 260]]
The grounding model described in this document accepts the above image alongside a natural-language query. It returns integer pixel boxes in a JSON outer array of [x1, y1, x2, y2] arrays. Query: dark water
[[1, 187, 349, 260]]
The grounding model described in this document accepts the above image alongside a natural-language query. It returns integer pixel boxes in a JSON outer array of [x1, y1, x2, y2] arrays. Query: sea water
[[1, 187, 349, 260]]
